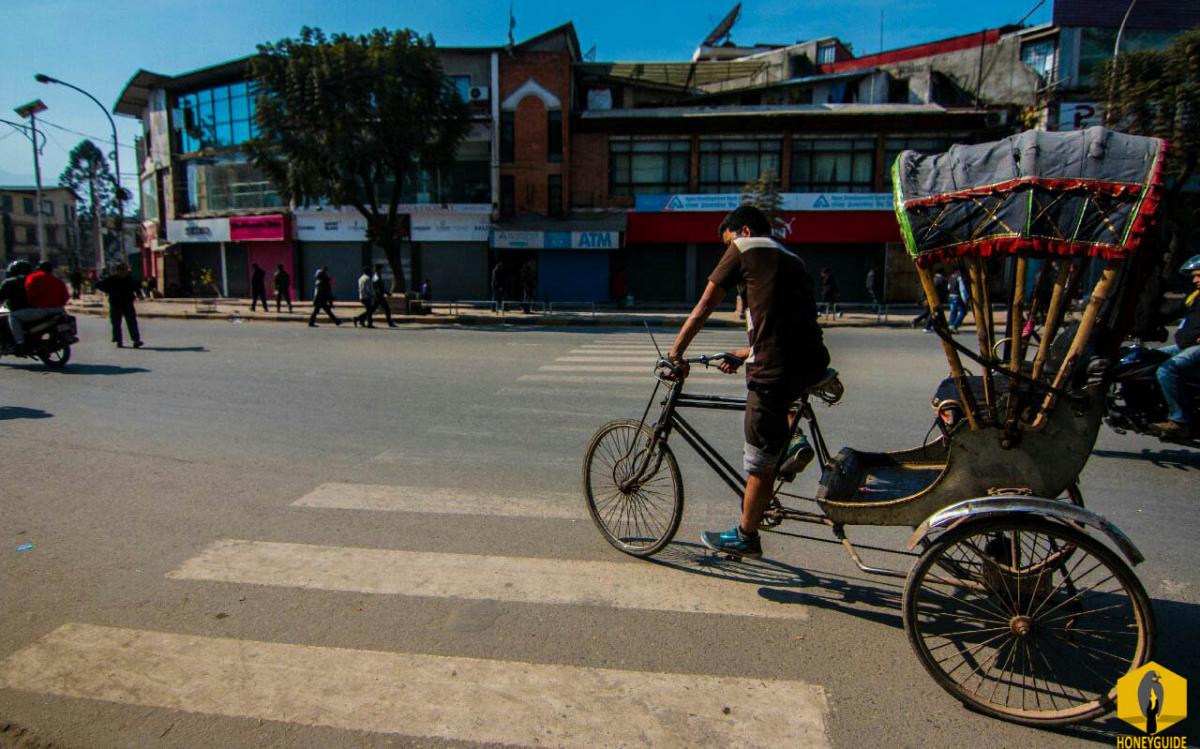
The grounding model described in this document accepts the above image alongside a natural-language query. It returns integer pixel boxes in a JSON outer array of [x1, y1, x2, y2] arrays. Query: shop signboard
[[166, 217, 230, 243], [229, 214, 287, 242], [635, 193, 894, 212], [1058, 102, 1104, 131], [295, 209, 489, 242], [491, 230, 620, 249]]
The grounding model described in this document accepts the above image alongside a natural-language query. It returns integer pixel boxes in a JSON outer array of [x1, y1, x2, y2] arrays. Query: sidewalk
[[66, 295, 920, 330]]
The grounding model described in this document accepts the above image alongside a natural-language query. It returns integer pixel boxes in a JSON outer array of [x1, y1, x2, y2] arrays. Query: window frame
[[547, 174, 563, 217], [696, 138, 782, 194], [608, 139, 691, 197], [547, 110, 563, 163], [500, 112, 515, 163], [790, 137, 876, 193]]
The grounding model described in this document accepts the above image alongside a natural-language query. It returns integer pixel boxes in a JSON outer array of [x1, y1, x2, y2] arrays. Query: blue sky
[[0, 0, 1052, 193]]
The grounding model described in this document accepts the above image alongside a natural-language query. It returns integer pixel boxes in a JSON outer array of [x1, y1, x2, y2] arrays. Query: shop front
[[627, 193, 904, 303], [165, 215, 295, 298], [490, 228, 622, 303], [294, 206, 491, 301]]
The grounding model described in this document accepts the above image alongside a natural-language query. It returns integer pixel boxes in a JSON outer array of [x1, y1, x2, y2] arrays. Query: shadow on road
[[1093, 446, 1200, 471], [0, 406, 52, 420], [135, 345, 208, 352], [2, 362, 150, 376], [648, 540, 904, 629]]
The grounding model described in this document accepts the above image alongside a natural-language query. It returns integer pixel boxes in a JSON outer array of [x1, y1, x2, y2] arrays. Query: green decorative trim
[[1025, 189, 1034, 236], [891, 155, 918, 258], [1072, 196, 1088, 241], [1121, 143, 1162, 247]]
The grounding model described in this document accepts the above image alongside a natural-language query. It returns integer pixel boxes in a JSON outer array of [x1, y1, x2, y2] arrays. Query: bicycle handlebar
[[656, 352, 744, 380]]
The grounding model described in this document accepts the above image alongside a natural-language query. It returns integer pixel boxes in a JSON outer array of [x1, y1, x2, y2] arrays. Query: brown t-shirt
[[709, 236, 829, 390]]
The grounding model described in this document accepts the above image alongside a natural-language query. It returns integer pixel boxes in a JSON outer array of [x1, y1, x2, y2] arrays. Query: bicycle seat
[[805, 368, 844, 404]]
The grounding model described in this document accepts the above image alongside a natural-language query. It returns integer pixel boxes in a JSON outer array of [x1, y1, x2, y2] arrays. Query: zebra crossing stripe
[[517, 375, 744, 386], [167, 540, 810, 620], [0, 624, 830, 748], [556, 356, 659, 363], [293, 483, 583, 519]]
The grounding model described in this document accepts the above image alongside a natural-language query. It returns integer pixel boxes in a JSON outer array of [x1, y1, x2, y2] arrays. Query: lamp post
[[13, 99, 48, 263], [35, 74, 125, 266]]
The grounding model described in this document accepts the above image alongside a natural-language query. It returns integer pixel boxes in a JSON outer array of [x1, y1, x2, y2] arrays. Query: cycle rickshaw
[[582, 127, 1166, 727]]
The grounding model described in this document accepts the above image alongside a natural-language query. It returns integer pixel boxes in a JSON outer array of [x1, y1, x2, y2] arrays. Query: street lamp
[[36, 74, 126, 266], [13, 99, 48, 263]]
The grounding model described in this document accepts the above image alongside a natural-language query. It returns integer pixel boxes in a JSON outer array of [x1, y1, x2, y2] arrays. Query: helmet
[[6, 259, 32, 276], [1181, 254, 1200, 274]]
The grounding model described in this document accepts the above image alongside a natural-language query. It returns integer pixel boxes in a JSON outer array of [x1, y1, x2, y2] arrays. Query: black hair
[[718, 205, 771, 239], [37, 260, 54, 272]]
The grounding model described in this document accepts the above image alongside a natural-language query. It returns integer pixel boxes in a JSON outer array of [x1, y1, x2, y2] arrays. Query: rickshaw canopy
[[892, 127, 1166, 267]]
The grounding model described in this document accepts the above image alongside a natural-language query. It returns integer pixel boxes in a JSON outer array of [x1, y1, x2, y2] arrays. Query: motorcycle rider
[[0, 259, 33, 353], [24, 260, 70, 318], [1150, 254, 1200, 439]]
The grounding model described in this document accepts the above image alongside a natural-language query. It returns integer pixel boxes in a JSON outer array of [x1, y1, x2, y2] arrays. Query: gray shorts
[[742, 386, 798, 475]]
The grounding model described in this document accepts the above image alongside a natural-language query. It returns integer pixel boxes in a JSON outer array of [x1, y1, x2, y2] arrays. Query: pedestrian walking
[[68, 268, 83, 300], [520, 259, 537, 314], [273, 264, 293, 313], [947, 267, 970, 333], [420, 278, 432, 302], [820, 267, 841, 319], [913, 269, 947, 332], [865, 267, 878, 308], [372, 264, 397, 327], [491, 260, 505, 313], [308, 267, 342, 327], [353, 266, 376, 328], [95, 262, 143, 348], [249, 263, 269, 312]]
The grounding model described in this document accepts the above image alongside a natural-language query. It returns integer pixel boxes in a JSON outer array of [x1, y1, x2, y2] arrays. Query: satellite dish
[[702, 2, 741, 47]]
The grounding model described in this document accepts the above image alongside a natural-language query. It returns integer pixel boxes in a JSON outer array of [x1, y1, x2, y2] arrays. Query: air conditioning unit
[[468, 86, 490, 102]]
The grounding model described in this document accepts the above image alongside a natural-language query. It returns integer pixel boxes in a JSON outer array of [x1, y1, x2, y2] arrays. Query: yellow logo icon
[[1117, 662, 1187, 735]]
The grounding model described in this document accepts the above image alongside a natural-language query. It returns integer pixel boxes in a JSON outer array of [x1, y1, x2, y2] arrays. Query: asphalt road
[[1, 316, 1196, 748]]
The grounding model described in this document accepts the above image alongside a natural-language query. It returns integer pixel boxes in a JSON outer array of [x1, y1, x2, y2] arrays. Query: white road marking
[[557, 356, 657, 363], [167, 540, 809, 620], [293, 483, 583, 519], [0, 624, 829, 748], [517, 375, 744, 387]]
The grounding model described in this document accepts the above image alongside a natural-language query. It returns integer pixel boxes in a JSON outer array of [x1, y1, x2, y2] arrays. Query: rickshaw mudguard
[[907, 496, 1145, 566]]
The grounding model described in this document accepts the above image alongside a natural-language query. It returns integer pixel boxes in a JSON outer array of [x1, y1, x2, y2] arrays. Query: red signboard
[[626, 211, 901, 245], [229, 214, 288, 242]]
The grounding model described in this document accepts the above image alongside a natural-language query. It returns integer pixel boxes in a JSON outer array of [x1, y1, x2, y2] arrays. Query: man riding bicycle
[[667, 205, 831, 559]]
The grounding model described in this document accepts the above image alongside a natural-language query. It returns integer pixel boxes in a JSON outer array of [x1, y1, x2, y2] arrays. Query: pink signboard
[[229, 214, 287, 242]]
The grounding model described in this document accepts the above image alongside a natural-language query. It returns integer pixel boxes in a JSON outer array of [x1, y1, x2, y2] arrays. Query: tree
[[1098, 28, 1200, 290], [58, 139, 117, 268], [740, 170, 788, 239], [245, 27, 471, 293]]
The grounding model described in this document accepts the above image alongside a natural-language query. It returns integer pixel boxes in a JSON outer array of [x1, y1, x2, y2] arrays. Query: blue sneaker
[[701, 526, 763, 559]]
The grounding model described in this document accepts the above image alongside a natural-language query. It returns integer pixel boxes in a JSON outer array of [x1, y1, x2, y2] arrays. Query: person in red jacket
[[7, 260, 69, 350], [25, 260, 70, 309]]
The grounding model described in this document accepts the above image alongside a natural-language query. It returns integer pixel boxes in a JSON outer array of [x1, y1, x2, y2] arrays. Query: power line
[[37, 118, 137, 153]]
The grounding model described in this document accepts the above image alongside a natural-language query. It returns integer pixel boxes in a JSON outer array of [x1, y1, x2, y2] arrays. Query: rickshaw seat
[[805, 368, 839, 395]]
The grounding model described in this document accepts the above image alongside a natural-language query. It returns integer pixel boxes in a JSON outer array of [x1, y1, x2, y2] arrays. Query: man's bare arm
[[669, 281, 727, 360]]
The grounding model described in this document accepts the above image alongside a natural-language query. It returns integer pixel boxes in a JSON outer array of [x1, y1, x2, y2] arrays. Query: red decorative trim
[[821, 29, 1002, 74], [913, 236, 1132, 268], [900, 176, 1149, 209]]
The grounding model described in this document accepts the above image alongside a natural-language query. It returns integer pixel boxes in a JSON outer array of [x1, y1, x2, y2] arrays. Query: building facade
[[0, 186, 80, 269]]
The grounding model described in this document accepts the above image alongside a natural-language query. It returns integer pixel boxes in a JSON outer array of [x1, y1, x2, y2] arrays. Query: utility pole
[[14, 99, 48, 263]]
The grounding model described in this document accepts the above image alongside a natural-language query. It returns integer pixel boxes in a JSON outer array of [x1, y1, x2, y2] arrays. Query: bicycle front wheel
[[582, 419, 683, 557]]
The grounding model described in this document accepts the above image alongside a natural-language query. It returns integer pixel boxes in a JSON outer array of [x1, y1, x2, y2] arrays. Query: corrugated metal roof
[[576, 60, 768, 89], [580, 103, 947, 120]]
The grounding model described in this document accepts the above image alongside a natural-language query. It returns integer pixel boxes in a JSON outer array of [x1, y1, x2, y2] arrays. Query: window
[[1, 195, 12, 213], [447, 74, 471, 101], [177, 80, 259, 153], [791, 138, 875, 192], [698, 139, 781, 194], [23, 197, 35, 214], [548, 175, 563, 217], [500, 175, 516, 218], [141, 175, 159, 222], [45, 226, 57, 245], [816, 43, 837, 65], [500, 112, 515, 163], [1021, 38, 1057, 81], [883, 137, 955, 174], [184, 154, 282, 213], [547, 110, 563, 163], [609, 140, 690, 197], [23, 226, 37, 244]]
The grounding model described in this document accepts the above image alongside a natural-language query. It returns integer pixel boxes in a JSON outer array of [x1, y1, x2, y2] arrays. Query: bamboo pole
[[918, 265, 979, 430], [1003, 257, 1028, 430], [1030, 260, 1073, 381], [967, 258, 995, 420], [1033, 259, 1121, 428]]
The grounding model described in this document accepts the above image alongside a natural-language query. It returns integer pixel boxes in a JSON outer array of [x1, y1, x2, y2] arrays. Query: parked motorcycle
[[0, 312, 78, 369], [1104, 343, 1199, 442]]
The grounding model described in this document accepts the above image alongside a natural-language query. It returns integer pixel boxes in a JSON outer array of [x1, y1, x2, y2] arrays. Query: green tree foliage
[[1098, 28, 1200, 327], [58, 139, 117, 266], [245, 27, 471, 292], [740, 170, 788, 239]]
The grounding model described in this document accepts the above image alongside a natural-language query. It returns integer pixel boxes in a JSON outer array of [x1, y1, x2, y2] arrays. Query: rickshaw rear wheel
[[583, 420, 684, 557], [903, 516, 1154, 726]]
